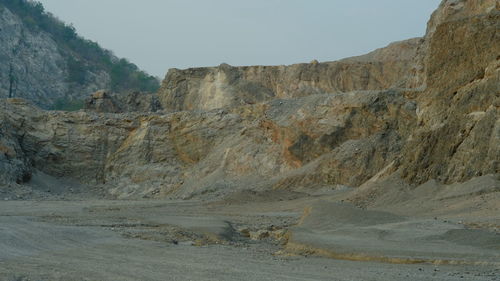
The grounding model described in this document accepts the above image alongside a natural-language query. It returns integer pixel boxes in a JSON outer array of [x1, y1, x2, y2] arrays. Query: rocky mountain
[[0, 0, 498, 200], [158, 38, 423, 112], [0, 0, 159, 109]]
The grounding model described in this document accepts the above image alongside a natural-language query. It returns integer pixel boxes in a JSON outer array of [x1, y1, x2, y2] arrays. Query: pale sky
[[37, 0, 441, 78]]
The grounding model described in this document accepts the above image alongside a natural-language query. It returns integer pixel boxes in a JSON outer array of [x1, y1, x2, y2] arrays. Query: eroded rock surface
[[0, 7, 109, 108], [85, 90, 162, 113], [0, 88, 416, 199], [0, 0, 498, 200], [0, 3, 158, 109], [400, 0, 500, 184], [0, 102, 31, 185], [158, 39, 423, 112]]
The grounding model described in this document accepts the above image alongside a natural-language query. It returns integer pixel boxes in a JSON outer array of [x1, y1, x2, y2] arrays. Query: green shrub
[[66, 57, 86, 85], [1, 0, 160, 93]]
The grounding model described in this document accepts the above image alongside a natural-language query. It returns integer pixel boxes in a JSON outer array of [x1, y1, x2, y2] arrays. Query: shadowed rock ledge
[[84, 90, 162, 113]]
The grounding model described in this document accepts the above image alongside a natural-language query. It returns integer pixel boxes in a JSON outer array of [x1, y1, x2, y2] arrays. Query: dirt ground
[[1, 177, 499, 281]]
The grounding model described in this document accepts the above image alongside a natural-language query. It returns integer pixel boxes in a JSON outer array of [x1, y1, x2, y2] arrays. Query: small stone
[[250, 230, 270, 240], [238, 228, 251, 238]]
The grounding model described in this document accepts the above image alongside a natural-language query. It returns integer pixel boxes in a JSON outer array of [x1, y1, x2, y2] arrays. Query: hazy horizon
[[36, 0, 441, 78]]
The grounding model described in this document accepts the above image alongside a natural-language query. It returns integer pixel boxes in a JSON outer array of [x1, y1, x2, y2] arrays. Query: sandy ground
[[288, 201, 500, 265], [0, 186, 499, 281]]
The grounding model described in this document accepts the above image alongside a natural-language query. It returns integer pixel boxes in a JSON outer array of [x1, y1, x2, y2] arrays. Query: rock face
[[84, 90, 162, 113], [0, 89, 415, 198], [0, 7, 106, 108], [0, 0, 498, 199], [0, 102, 31, 185], [400, 0, 500, 184], [0, 2, 158, 109], [158, 38, 423, 112]]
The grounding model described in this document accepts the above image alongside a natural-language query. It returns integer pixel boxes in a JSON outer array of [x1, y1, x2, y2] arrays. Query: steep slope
[[400, 0, 500, 184], [0, 106, 31, 185], [0, 0, 159, 109], [0, 89, 415, 199], [0, 0, 498, 201], [158, 38, 423, 112]]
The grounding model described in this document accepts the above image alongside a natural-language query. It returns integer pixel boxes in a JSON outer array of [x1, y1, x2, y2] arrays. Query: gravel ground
[[0, 199, 499, 281]]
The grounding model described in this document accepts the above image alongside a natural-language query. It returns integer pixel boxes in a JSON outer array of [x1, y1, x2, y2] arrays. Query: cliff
[[0, 0, 159, 109], [0, 89, 416, 198], [0, 0, 498, 200], [158, 38, 423, 112], [400, 0, 500, 184]]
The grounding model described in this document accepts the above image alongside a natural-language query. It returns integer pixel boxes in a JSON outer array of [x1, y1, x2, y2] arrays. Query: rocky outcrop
[[0, 0, 497, 199], [0, 87, 416, 198], [0, 6, 108, 108], [400, 0, 500, 184], [0, 1, 158, 109], [85, 90, 162, 113], [0, 101, 31, 185], [1, 99, 133, 186], [158, 39, 423, 112]]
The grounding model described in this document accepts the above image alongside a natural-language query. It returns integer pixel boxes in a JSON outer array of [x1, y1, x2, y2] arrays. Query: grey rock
[[0, 7, 110, 108], [84, 90, 162, 113]]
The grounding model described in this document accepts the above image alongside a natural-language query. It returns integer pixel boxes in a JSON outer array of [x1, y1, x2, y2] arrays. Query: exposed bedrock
[[84, 90, 162, 113], [0, 88, 416, 198], [400, 0, 500, 184], [158, 38, 423, 112], [0, 0, 498, 199]]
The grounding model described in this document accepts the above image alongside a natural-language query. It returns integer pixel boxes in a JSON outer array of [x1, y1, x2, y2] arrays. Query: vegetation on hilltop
[[0, 0, 160, 101]]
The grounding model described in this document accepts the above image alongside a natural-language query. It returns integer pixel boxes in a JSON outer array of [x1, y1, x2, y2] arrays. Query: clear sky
[[37, 0, 441, 78]]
